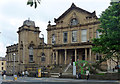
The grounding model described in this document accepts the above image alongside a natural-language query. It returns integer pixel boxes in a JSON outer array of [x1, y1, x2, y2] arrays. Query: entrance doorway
[[72, 56, 75, 63], [71, 51, 75, 65]]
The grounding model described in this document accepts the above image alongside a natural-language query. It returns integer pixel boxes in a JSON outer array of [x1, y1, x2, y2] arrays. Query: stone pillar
[[85, 48, 87, 61], [56, 50, 58, 65], [65, 49, 67, 65], [59, 52, 62, 65], [52, 52, 54, 64], [75, 49, 77, 62], [89, 48, 92, 61]]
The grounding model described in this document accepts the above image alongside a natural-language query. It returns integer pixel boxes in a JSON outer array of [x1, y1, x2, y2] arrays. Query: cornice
[[47, 21, 100, 31], [52, 42, 93, 48], [17, 28, 41, 33]]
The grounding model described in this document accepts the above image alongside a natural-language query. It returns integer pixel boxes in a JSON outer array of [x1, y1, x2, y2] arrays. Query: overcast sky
[[0, 0, 110, 57]]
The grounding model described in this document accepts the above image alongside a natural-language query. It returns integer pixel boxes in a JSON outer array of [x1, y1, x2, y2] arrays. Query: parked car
[[115, 65, 120, 69]]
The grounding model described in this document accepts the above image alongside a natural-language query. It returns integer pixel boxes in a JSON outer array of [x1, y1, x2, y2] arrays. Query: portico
[[52, 43, 93, 65]]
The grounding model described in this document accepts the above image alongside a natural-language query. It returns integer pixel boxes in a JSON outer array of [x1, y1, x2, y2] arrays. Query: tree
[[92, 2, 120, 71], [27, 0, 41, 8]]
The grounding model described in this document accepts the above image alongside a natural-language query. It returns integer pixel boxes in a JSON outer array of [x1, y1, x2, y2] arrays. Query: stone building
[[6, 3, 108, 74], [0, 57, 6, 73]]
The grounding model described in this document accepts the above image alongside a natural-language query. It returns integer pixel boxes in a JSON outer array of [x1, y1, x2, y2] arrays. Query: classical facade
[[6, 3, 108, 74]]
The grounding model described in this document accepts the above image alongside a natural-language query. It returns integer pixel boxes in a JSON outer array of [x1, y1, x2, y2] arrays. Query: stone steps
[[50, 73, 59, 78]]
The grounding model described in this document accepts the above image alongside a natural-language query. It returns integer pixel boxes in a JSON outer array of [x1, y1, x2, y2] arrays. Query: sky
[[0, 0, 110, 57]]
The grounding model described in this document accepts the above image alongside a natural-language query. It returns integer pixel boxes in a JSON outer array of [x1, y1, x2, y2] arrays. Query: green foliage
[[92, 3, 120, 64], [96, 73, 105, 75], [27, 0, 41, 8]]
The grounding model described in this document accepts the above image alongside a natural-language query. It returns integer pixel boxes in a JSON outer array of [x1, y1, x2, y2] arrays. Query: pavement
[[0, 75, 2, 84], [1, 75, 120, 84]]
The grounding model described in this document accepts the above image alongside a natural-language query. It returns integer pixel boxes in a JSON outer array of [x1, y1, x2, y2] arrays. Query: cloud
[[0, 42, 6, 57], [35, 20, 48, 43]]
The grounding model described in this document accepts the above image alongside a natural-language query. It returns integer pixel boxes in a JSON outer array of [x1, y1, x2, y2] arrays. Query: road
[[1, 75, 120, 84]]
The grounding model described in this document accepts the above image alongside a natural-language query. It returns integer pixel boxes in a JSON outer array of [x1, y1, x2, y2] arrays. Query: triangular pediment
[[54, 3, 97, 23]]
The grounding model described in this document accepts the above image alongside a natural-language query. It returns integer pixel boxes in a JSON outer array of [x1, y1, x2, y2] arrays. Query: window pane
[[72, 31, 77, 42], [41, 53, 45, 62], [29, 47, 33, 62], [81, 29, 87, 42], [29, 55, 33, 62], [41, 57, 45, 61], [52, 34, 55, 44], [2, 67, 4, 70], [63, 32, 68, 43], [2, 62, 4, 65], [29, 47, 33, 55]]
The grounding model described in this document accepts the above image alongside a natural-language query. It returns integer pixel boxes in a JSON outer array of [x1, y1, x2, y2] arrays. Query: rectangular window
[[63, 32, 68, 43], [72, 31, 77, 42], [29, 55, 33, 62], [52, 34, 55, 44], [29, 47, 33, 62], [81, 29, 87, 42], [2, 62, 4, 65], [41, 57, 45, 61], [2, 67, 4, 70], [41, 53, 45, 62]]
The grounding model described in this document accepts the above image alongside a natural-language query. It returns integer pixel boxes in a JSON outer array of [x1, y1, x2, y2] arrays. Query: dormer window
[[70, 18, 78, 26]]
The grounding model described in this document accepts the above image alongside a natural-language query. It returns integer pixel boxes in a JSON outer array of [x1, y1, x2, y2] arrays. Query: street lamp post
[[41, 34, 44, 58], [41, 34, 45, 76], [13, 53, 16, 76]]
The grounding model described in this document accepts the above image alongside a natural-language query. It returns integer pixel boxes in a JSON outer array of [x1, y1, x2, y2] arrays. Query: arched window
[[29, 47, 33, 62], [41, 52, 45, 62], [70, 18, 78, 26]]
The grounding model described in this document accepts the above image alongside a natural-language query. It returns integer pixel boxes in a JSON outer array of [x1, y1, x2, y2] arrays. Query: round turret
[[23, 19, 35, 27]]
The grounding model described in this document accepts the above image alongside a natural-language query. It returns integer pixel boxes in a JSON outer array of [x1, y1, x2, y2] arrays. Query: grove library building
[[6, 3, 114, 75]]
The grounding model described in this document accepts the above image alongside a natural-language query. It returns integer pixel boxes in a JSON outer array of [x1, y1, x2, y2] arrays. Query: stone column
[[85, 48, 87, 61], [89, 48, 92, 61], [75, 49, 77, 62], [65, 49, 67, 65], [59, 52, 62, 65], [56, 50, 58, 65], [52, 52, 54, 64]]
